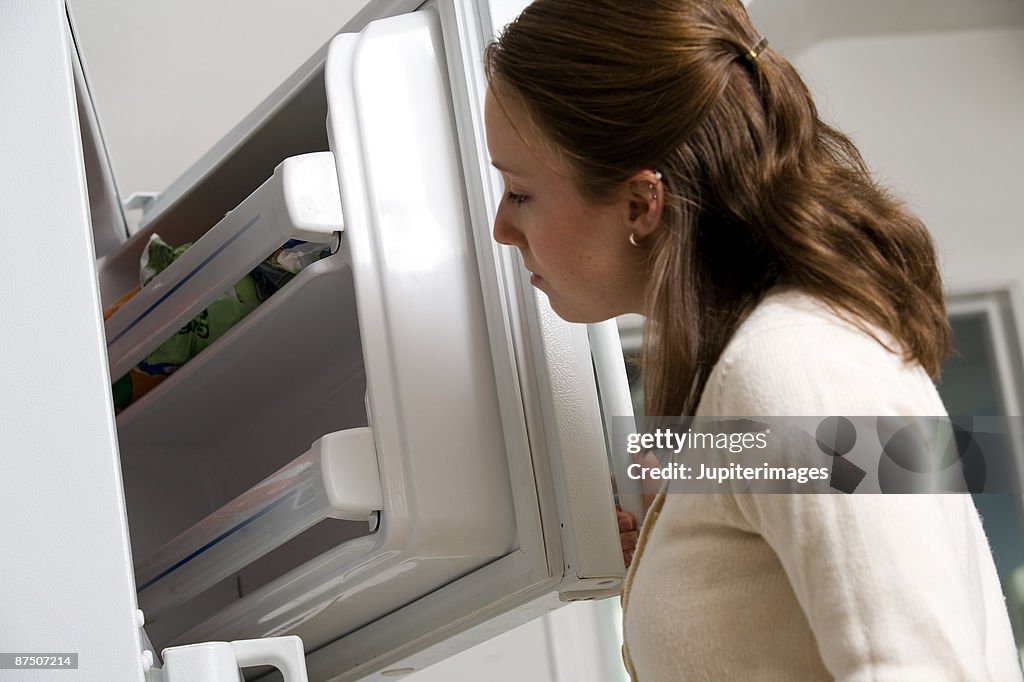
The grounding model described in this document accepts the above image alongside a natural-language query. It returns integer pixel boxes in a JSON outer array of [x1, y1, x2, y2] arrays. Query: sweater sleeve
[[706, 322, 1022, 681]]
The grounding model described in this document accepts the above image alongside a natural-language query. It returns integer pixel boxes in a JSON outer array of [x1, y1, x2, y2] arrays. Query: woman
[[483, 0, 1021, 679]]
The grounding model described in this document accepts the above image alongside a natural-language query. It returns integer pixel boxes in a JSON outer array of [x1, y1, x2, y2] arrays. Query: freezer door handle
[[159, 635, 308, 682], [232, 636, 308, 682]]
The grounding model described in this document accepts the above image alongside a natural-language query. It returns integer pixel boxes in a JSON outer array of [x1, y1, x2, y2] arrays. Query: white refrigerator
[[0, 0, 644, 680]]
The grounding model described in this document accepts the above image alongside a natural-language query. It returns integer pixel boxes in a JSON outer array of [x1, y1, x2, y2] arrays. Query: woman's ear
[[625, 170, 665, 243]]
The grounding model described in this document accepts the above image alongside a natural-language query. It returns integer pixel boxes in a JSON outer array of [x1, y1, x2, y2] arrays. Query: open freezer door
[[299, 3, 632, 679], [66, 1, 633, 679]]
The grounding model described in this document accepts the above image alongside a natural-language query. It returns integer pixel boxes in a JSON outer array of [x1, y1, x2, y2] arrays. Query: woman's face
[[484, 85, 648, 323]]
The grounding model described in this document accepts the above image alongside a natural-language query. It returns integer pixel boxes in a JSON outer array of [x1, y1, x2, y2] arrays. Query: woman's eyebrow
[[490, 159, 529, 177]]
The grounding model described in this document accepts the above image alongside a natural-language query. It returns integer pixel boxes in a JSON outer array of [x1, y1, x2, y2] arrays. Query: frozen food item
[[105, 234, 259, 411], [103, 285, 142, 320], [107, 233, 336, 412], [103, 286, 149, 411], [139, 234, 188, 287], [250, 239, 336, 302], [136, 234, 261, 374], [274, 239, 336, 273], [111, 368, 165, 412]]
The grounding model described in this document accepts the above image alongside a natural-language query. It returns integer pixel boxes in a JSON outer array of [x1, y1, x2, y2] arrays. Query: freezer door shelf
[[136, 427, 382, 621], [155, 636, 310, 682], [104, 151, 344, 381]]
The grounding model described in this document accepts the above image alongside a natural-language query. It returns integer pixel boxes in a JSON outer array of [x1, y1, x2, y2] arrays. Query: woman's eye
[[506, 191, 528, 206]]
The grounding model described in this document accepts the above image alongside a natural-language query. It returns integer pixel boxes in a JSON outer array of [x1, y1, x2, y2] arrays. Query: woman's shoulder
[[696, 287, 947, 417]]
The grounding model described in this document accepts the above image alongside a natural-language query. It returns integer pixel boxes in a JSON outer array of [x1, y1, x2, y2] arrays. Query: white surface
[[790, 27, 1024, 290], [318, 427, 383, 519], [161, 642, 242, 682], [405, 610, 558, 682], [66, 0, 371, 199], [69, 21, 129, 258], [747, 0, 1023, 53], [588, 321, 644, 523], [325, 0, 516, 603], [407, 600, 628, 682], [0, 1, 145, 679], [277, 152, 345, 236], [160, 636, 308, 682], [231, 636, 309, 682], [529, 300, 626, 593]]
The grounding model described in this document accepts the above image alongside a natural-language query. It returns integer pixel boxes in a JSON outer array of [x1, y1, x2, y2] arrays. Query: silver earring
[[629, 231, 642, 247]]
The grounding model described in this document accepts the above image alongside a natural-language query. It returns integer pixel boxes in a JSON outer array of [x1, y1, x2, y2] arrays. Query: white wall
[[792, 28, 1024, 290], [408, 600, 627, 682], [67, 0, 368, 198]]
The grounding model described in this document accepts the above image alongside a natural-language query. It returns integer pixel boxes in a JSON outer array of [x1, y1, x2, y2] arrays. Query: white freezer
[[0, 1, 644, 680]]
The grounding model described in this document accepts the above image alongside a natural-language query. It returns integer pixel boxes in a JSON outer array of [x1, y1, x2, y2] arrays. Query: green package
[[136, 235, 259, 375]]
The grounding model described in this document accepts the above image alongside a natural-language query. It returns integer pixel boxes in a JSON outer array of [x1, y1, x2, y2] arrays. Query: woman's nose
[[492, 205, 525, 247]]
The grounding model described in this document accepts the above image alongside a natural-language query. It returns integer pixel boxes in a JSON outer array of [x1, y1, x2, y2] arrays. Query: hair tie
[[746, 36, 769, 61]]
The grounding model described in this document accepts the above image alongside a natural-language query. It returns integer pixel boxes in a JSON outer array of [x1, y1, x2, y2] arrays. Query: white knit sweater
[[620, 289, 1021, 681]]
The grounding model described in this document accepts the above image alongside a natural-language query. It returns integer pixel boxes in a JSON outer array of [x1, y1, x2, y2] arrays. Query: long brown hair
[[485, 0, 950, 416]]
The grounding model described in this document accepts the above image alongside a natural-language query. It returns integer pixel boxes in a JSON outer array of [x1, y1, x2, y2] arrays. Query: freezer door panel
[[299, 4, 634, 678], [326, 10, 517, 567]]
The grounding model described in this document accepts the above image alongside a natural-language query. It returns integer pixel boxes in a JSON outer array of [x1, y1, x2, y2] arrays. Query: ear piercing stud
[[634, 170, 663, 246]]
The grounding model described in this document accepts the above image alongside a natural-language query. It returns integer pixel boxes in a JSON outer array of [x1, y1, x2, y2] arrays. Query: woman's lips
[[530, 272, 543, 286]]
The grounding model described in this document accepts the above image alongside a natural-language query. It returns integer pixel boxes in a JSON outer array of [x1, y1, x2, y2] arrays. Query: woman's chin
[[546, 297, 616, 325]]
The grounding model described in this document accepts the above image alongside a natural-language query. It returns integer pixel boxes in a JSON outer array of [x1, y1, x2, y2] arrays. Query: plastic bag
[[107, 233, 335, 411]]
